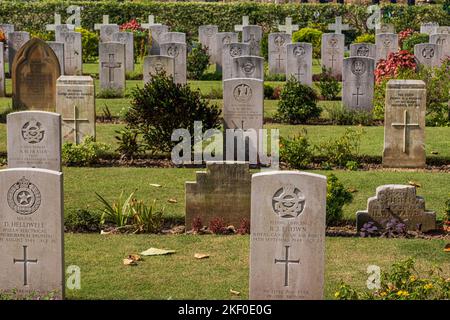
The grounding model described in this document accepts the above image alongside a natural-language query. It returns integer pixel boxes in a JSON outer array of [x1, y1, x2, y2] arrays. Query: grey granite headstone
[[0, 168, 64, 299], [7, 111, 61, 171], [286, 43, 312, 86], [160, 42, 187, 84], [222, 43, 250, 80], [232, 56, 264, 80], [54, 24, 75, 43], [375, 33, 398, 63], [215, 32, 238, 73], [161, 32, 186, 44], [430, 33, 450, 56], [268, 33, 291, 75], [143, 55, 175, 84], [242, 25, 262, 56], [435, 26, 450, 34], [342, 57, 375, 111], [8, 31, 30, 70], [414, 43, 443, 68], [356, 185, 436, 232], [99, 24, 119, 43], [420, 22, 439, 35], [375, 23, 395, 34], [99, 42, 126, 94], [47, 41, 65, 75], [350, 43, 376, 59], [321, 33, 344, 78], [0, 43, 4, 97], [112, 32, 134, 72], [60, 32, 82, 76], [250, 171, 326, 300], [199, 25, 218, 63], [149, 25, 169, 55]]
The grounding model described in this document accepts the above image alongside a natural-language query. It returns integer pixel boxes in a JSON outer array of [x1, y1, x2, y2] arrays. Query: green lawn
[[62, 167, 450, 221], [65, 234, 449, 300]]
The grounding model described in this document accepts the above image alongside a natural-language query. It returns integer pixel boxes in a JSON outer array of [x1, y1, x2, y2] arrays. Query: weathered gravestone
[[8, 31, 30, 70], [356, 185, 436, 232], [215, 32, 238, 73], [327, 16, 350, 34], [234, 16, 249, 33], [436, 26, 450, 34], [99, 42, 126, 94], [268, 33, 291, 75], [0, 24, 14, 62], [277, 17, 299, 36], [232, 56, 264, 80], [160, 42, 186, 84], [0, 168, 64, 299], [414, 43, 442, 68], [286, 43, 312, 86], [199, 25, 218, 63], [7, 111, 61, 171], [12, 38, 61, 112], [185, 161, 251, 230], [0, 43, 4, 97], [383, 80, 426, 168], [143, 55, 175, 84], [161, 32, 186, 44], [46, 42, 65, 75], [376, 33, 398, 64], [56, 76, 95, 144], [112, 32, 134, 72], [321, 33, 344, 78], [148, 25, 169, 55], [430, 33, 450, 56], [61, 32, 82, 76], [250, 171, 326, 300], [350, 43, 376, 59], [242, 25, 262, 56], [375, 23, 395, 34], [94, 15, 119, 43], [342, 57, 375, 111], [420, 22, 439, 35], [45, 13, 75, 42], [222, 43, 250, 80]]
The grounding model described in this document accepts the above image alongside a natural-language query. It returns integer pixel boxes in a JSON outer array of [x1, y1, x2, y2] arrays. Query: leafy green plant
[[96, 191, 135, 227], [132, 199, 164, 233], [65, 209, 101, 233], [317, 128, 364, 167], [115, 127, 145, 160], [75, 27, 99, 63], [316, 67, 341, 100], [280, 129, 313, 169], [402, 33, 429, 53], [292, 27, 322, 59], [324, 103, 373, 125], [277, 77, 321, 124], [326, 174, 353, 226], [97, 88, 124, 99], [187, 43, 210, 80], [354, 33, 375, 44], [263, 84, 275, 100], [62, 136, 111, 166]]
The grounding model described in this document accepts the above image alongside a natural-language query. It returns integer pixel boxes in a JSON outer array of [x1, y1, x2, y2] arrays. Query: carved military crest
[[272, 185, 305, 218], [21, 120, 45, 144], [233, 83, 252, 103], [351, 59, 366, 75], [7, 177, 41, 215]]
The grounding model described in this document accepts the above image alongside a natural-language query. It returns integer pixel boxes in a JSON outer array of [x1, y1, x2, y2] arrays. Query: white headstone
[[215, 32, 238, 73], [242, 26, 263, 56], [94, 15, 119, 43], [161, 32, 186, 44], [375, 33, 398, 64], [268, 33, 291, 75], [342, 57, 375, 111], [198, 25, 218, 63], [350, 43, 376, 59], [143, 55, 175, 84], [430, 33, 450, 57], [99, 42, 126, 94], [420, 22, 439, 35], [47, 41, 65, 75], [277, 17, 299, 35], [232, 56, 264, 80], [8, 31, 30, 69], [160, 42, 187, 84], [112, 32, 134, 72], [148, 25, 170, 55], [375, 23, 395, 34], [286, 43, 312, 86], [61, 31, 82, 76], [414, 43, 443, 68], [222, 43, 250, 81], [321, 33, 344, 78]]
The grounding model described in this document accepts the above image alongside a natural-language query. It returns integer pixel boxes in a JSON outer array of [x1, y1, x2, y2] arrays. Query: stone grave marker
[[222, 43, 250, 80], [112, 32, 134, 72], [232, 56, 264, 80], [342, 57, 375, 111], [0, 168, 64, 299], [383, 80, 426, 168], [60, 31, 82, 76], [286, 43, 312, 86], [375, 33, 398, 64], [185, 161, 251, 230], [56, 76, 95, 144], [8, 31, 30, 70], [160, 42, 187, 84], [414, 43, 442, 68], [46, 13, 75, 42], [143, 55, 175, 84], [349, 43, 376, 59], [12, 38, 60, 111], [430, 33, 450, 56], [356, 185, 436, 232], [161, 32, 186, 44], [268, 33, 291, 75], [7, 111, 61, 171], [277, 17, 298, 35], [321, 33, 344, 78], [142, 15, 169, 55], [0, 24, 14, 62], [94, 15, 119, 43], [436, 26, 450, 34], [0, 42, 4, 97], [327, 16, 350, 34], [420, 22, 439, 35], [242, 25, 262, 56], [234, 16, 249, 33], [215, 32, 238, 73], [99, 42, 126, 94], [47, 41, 65, 75], [375, 23, 395, 34], [249, 171, 326, 300], [199, 25, 218, 63]]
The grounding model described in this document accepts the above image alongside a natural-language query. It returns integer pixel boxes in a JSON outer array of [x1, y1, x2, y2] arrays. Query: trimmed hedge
[[0, 2, 448, 41]]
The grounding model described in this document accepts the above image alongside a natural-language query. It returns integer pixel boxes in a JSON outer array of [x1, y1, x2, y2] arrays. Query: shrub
[[326, 174, 353, 226], [402, 33, 429, 53], [96, 191, 135, 227], [277, 77, 321, 124], [260, 32, 269, 61], [209, 217, 227, 234], [280, 130, 313, 169], [335, 259, 450, 300], [374, 50, 416, 84], [192, 216, 203, 232], [125, 73, 221, 154], [62, 136, 110, 166], [187, 44, 210, 80], [398, 28, 415, 47], [324, 103, 373, 125], [97, 88, 124, 99], [316, 67, 341, 100], [65, 209, 101, 233], [292, 28, 322, 59], [120, 19, 148, 61], [263, 84, 274, 100], [132, 199, 165, 233], [115, 127, 145, 160], [75, 27, 99, 63], [237, 218, 250, 235], [354, 33, 375, 44]]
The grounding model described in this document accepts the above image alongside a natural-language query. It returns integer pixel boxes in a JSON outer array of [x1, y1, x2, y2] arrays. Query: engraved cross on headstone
[[234, 16, 249, 32], [278, 17, 299, 35], [329, 54, 337, 69], [295, 65, 305, 80], [274, 245, 299, 287], [63, 104, 89, 144], [94, 15, 110, 30], [13, 245, 38, 286], [328, 16, 350, 34], [102, 53, 121, 83], [276, 54, 284, 68], [142, 15, 161, 29], [353, 87, 364, 106], [391, 109, 420, 153]]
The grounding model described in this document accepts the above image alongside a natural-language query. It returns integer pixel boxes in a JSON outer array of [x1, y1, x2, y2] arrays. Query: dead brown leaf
[[408, 181, 421, 188], [444, 244, 450, 253], [194, 253, 209, 259], [168, 198, 177, 203], [128, 254, 142, 261], [123, 258, 137, 266], [230, 289, 240, 296]]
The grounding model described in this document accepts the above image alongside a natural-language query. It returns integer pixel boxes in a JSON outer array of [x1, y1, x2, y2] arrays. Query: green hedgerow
[[292, 27, 322, 59]]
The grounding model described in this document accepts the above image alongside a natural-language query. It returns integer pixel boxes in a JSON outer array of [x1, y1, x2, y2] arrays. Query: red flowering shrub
[[0, 30, 5, 43], [120, 19, 143, 32], [208, 217, 227, 234], [375, 50, 416, 84], [192, 216, 203, 232], [398, 28, 415, 47], [237, 218, 250, 235]]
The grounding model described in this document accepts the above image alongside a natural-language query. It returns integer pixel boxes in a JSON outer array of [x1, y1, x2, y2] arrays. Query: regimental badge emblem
[[206, 27, 214, 38], [241, 61, 255, 75], [356, 45, 369, 57], [274, 35, 285, 47], [328, 37, 338, 48], [351, 59, 366, 75], [293, 46, 305, 57], [383, 39, 391, 48], [421, 46, 434, 59], [230, 46, 242, 57], [7, 177, 41, 215], [22, 120, 45, 144], [153, 62, 164, 73], [272, 185, 305, 218], [222, 36, 232, 45], [233, 83, 252, 103], [167, 45, 179, 58]]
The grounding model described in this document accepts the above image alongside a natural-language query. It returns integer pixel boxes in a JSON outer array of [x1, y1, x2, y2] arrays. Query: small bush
[[96, 191, 135, 227], [374, 50, 417, 84], [209, 217, 227, 234], [62, 136, 110, 166], [316, 67, 341, 100], [132, 199, 165, 233], [402, 33, 429, 53], [65, 209, 101, 233], [277, 77, 320, 124], [75, 27, 99, 63], [292, 28, 322, 59], [317, 128, 364, 167], [187, 44, 210, 80], [398, 28, 415, 47], [120, 19, 148, 60], [97, 88, 124, 99], [280, 129, 313, 169], [326, 174, 353, 226], [354, 33, 375, 44], [324, 103, 373, 125], [192, 216, 203, 232], [263, 84, 274, 100], [115, 127, 145, 160], [237, 218, 250, 235]]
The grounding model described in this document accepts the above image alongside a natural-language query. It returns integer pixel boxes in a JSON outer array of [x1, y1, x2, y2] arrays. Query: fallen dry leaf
[[167, 198, 177, 203], [230, 289, 240, 296], [150, 184, 162, 188], [194, 253, 209, 259], [123, 258, 137, 266], [430, 151, 439, 155], [444, 244, 450, 253], [128, 254, 142, 261], [408, 181, 421, 188], [140, 247, 176, 256], [348, 187, 358, 193]]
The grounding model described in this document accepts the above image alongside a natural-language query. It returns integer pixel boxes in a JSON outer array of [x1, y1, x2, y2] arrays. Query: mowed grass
[[62, 167, 450, 221], [65, 234, 449, 300]]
